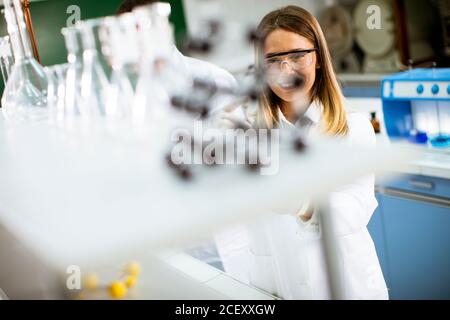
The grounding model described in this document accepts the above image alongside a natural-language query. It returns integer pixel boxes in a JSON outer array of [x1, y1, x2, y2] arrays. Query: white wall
[[182, 0, 327, 73]]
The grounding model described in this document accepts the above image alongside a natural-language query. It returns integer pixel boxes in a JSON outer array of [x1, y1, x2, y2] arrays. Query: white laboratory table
[[0, 115, 413, 299], [0, 221, 275, 299], [376, 136, 450, 180]]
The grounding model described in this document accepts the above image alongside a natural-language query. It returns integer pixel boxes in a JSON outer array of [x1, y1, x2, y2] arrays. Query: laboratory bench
[[0, 222, 276, 300], [0, 100, 447, 299]]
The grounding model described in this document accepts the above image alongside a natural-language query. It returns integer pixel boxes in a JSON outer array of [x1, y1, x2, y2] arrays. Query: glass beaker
[[1, 0, 48, 123]]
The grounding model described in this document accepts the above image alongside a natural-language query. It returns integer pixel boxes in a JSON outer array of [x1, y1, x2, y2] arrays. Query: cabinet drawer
[[377, 174, 450, 201]]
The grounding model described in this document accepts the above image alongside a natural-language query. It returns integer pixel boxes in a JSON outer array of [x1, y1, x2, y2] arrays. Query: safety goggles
[[264, 48, 317, 74]]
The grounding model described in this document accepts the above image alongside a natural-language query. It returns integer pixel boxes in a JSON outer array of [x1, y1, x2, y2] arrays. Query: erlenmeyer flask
[[45, 64, 68, 125], [62, 26, 84, 117], [132, 3, 179, 124], [100, 15, 138, 118], [77, 19, 112, 118], [117, 13, 140, 90], [1, 0, 48, 122], [44, 65, 57, 110], [137, 3, 191, 97]]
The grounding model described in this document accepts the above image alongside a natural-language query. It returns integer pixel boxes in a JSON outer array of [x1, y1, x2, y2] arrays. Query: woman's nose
[[280, 60, 293, 72]]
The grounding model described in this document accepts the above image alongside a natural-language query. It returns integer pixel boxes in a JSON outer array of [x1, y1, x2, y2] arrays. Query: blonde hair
[[255, 5, 348, 135]]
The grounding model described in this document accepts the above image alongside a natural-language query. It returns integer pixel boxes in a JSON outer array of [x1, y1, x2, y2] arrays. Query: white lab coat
[[214, 100, 389, 300], [171, 47, 238, 112]]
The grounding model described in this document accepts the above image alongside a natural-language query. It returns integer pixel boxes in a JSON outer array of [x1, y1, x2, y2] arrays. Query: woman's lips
[[277, 75, 305, 91], [279, 83, 297, 91]]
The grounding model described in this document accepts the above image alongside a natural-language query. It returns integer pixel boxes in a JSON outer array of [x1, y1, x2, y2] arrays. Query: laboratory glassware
[[1, 0, 48, 122], [132, 3, 182, 124], [144, 3, 192, 97], [116, 13, 141, 90], [77, 19, 112, 118], [62, 26, 84, 117], [45, 64, 69, 125], [99, 15, 138, 119], [0, 36, 14, 86], [44, 65, 57, 110]]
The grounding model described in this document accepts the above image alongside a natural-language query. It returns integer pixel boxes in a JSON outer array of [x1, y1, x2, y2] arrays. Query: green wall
[[0, 0, 187, 66]]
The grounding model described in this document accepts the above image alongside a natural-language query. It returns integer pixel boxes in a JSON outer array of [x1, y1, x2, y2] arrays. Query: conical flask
[[62, 26, 84, 118], [77, 19, 112, 118], [99, 15, 138, 118], [1, 0, 48, 122], [132, 3, 178, 124]]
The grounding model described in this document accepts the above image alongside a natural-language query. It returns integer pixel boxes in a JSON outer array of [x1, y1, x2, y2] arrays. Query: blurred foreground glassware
[[0, 36, 14, 86], [45, 64, 68, 125], [1, 0, 48, 122], [100, 14, 139, 119], [62, 26, 84, 118], [131, 3, 177, 124], [77, 19, 112, 118]]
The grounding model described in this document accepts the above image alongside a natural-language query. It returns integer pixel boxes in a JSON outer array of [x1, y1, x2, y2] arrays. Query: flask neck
[[62, 27, 83, 65], [3, 0, 34, 62]]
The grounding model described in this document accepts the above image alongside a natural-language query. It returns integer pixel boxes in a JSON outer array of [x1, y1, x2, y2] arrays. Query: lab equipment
[[45, 64, 68, 125], [100, 14, 139, 119], [381, 68, 450, 148], [132, 2, 197, 125], [1, 0, 48, 123], [0, 36, 14, 86], [62, 26, 84, 118], [131, 4, 173, 124], [1, 1, 262, 132], [370, 111, 381, 134], [77, 19, 112, 118]]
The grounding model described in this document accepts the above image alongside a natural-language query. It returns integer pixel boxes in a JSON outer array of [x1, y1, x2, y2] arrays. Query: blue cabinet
[[380, 194, 450, 300], [368, 175, 450, 300], [367, 201, 390, 285]]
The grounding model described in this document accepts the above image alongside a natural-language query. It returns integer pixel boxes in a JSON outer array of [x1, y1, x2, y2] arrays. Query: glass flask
[[77, 19, 112, 118], [132, 3, 180, 124], [1, 0, 48, 122], [116, 13, 141, 90], [62, 26, 84, 118], [99, 15, 139, 119], [44, 65, 57, 109], [45, 64, 68, 125], [0, 36, 14, 86]]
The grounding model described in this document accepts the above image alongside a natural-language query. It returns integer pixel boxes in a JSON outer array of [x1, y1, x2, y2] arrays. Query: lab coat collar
[[277, 99, 323, 129]]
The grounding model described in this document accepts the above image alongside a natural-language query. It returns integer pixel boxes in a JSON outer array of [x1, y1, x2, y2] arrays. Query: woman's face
[[263, 29, 318, 107]]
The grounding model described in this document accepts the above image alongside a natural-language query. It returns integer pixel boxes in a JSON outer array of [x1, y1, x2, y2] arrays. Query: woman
[[214, 5, 388, 300]]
